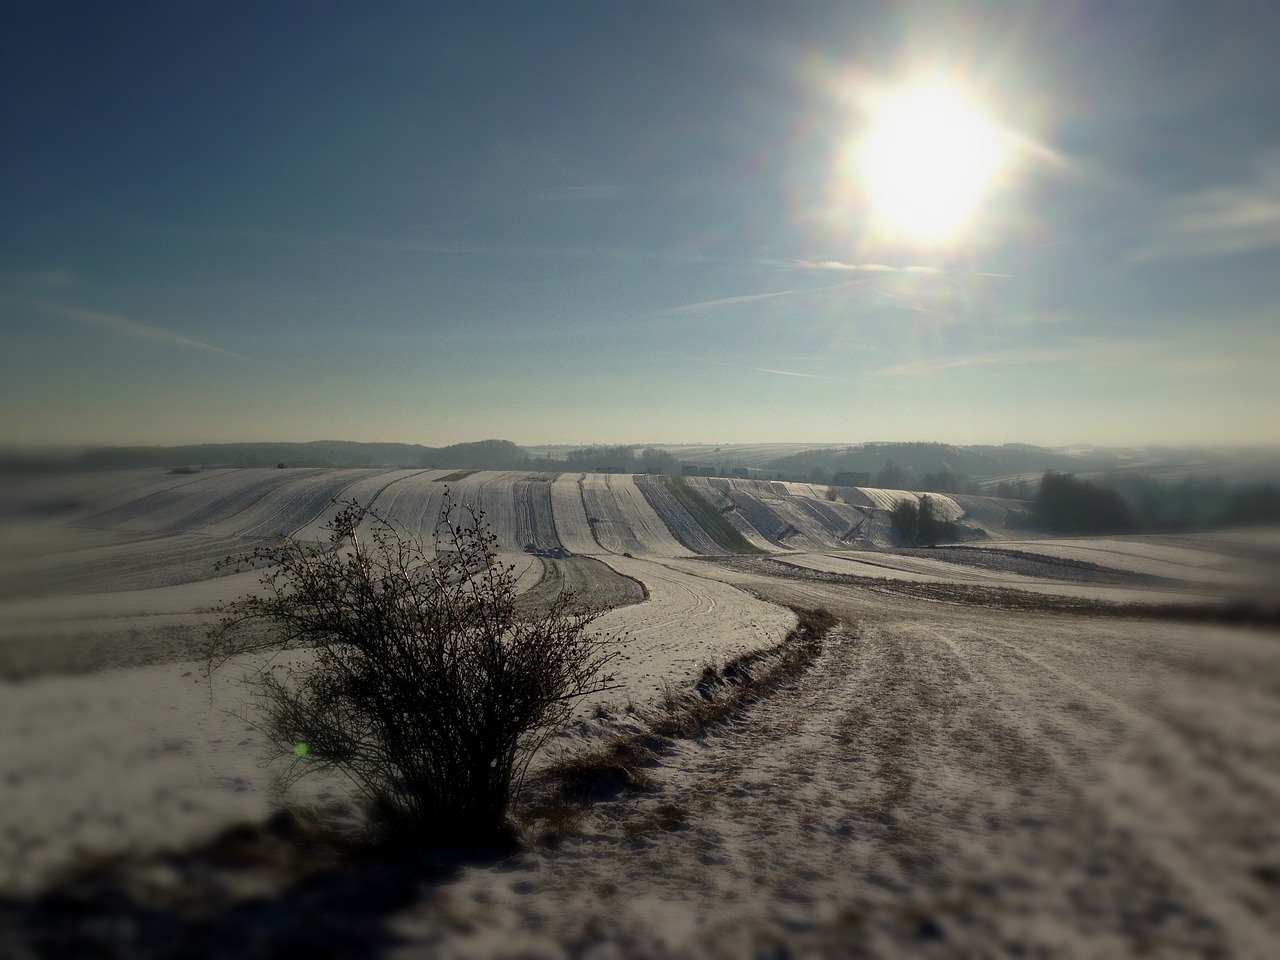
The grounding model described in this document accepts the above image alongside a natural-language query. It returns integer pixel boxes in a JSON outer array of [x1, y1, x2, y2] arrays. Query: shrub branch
[[206, 491, 618, 845]]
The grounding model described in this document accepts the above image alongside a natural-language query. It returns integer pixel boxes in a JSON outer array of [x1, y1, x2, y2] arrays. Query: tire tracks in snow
[[935, 627, 1279, 958], [416, 615, 1257, 957]]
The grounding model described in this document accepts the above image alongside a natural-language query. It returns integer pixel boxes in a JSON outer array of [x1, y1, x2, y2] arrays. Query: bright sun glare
[[856, 81, 1009, 243]]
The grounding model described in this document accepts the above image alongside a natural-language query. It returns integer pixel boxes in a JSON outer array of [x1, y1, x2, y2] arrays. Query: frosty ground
[[1, 468, 1277, 957]]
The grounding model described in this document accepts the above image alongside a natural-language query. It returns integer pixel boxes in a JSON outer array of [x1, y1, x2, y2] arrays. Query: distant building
[[729, 467, 749, 479]]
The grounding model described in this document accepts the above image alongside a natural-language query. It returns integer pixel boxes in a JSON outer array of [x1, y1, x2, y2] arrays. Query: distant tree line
[[786, 455, 982, 493], [762, 441, 1118, 489], [416, 439, 529, 470], [0, 439, 534, 472], [1030, 471, 1280, 535], [993, 478, 1034, 500], [556, 445, 681, 474], [1032, 472, 1137, 535], [1098, 472, 1280, 531], [871, 460, 979, 495]]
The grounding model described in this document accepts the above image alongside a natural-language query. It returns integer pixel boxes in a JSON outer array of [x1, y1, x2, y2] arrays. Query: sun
[[854, 80, 1010, 243]]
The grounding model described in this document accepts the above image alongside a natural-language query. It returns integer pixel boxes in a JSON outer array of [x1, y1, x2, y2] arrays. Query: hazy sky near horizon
[[3, 1, 1279, 448]]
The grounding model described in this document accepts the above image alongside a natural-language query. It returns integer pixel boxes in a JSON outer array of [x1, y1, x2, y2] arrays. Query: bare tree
[[207, 493, 617, 845]]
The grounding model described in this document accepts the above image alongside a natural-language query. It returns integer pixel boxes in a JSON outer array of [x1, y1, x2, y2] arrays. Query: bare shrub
[[890, 495, 956, 546], [207, 493, 617, 846], [889, 498, 920, 545]]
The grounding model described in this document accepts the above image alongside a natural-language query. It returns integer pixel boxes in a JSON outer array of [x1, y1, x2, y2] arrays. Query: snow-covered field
[[409, 608, 1280, 958], [2, 467, 1277, 956]]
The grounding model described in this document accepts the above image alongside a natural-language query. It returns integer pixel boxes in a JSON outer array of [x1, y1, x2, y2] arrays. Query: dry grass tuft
[[623, 802, 691, 843]]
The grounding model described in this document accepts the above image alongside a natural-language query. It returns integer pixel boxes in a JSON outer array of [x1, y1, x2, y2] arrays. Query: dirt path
[[394, 606, 1278, 958]]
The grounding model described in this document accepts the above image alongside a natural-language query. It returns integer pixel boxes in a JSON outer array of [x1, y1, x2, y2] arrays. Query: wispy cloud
[[879, 348, 1069, 377], [881, 326, 1280, 378], [706, 360, 830, 380], [796, 259, 1013, 282], [531, 185, 620, 201], [663, 279, 870, 315], [166, 226, 733, 267], [1130, 148, 1280, 262], [5, 296, 246, 359], [795, 260, 942, 274]]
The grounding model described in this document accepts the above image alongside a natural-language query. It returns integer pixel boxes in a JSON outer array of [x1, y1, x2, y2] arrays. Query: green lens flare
[[293, 742, 309, 757]]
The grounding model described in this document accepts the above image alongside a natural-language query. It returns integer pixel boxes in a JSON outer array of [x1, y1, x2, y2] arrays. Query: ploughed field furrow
[[514, 556, 645, 614], [1, 534, 254, 599], [579, 476, 643, 555], [716, 477, 860, 545], [949, 493, 1018, 530], [380, 471, 525, 551], [835, 486, 875, 509], [775, 481, 828, 500], [608, 477, 697, 557], [718, 489, 792, 547], [856, 486, 916, 513], [721, 510, 782, 553], [549, 475, 601, 555], [796, 497, 861, 542], [696, 480, 778, 552], [363, 471, 453, 541], [513, 478, 563, 554], [692, 479, 736, 512], [634, 476, 727, 555], [927, 492, 966, 521], [472, 473, 523, 548], [756, 496, 848, 550], [211, 469, 379, 540], [706, 481, 793, 547], [156, 472, 302, 535], [73, 471, 291, 534], [75, 491, 190, 532], [48, 471, 219, 526]]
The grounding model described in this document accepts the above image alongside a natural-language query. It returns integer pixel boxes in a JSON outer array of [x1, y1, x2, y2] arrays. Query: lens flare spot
[[855, 80, 1009, 243]]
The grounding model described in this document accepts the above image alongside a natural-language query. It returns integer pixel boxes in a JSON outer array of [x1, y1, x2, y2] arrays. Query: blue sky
[[2, 0, 1278, 448]]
